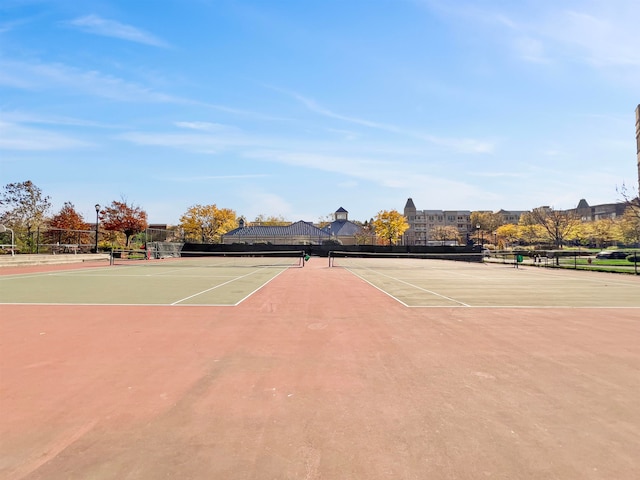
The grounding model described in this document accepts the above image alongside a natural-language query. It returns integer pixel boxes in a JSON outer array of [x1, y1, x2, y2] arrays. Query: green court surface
[[0, 264, 289, 306], [331, 258, 640, 308]]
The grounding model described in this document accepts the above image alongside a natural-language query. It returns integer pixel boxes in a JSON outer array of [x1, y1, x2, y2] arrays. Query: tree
[[518, 212, 547, 246], [617, 182, 640, 221], [372, 210, 409, 246], [589, 218, 620, 248], [618, 207, 640, 247], [180, 204, 237, 243], [430, 225, 461, 245], [100, 200, 148, 247], [470, 211, 504, 234], [0, 180, 52, 252], [353, 219, 375, 245], [253, 214, 289, 226], [47, 202, 90, 245], [527, 207, 579, 248], [566, 222, 593, 247], [316, 214, 333, 229], [495, 224, 519, 248]]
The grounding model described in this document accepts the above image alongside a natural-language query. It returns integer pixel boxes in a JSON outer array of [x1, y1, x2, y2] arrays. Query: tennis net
[[328, 250, 483, 268], [110, 249, 307, 268]]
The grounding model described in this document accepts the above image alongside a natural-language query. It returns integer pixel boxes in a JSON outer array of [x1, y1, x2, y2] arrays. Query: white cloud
[[174, 121, 239, 133], [161, 174, 271, 182], [546, 5, 640, 68], [469, 171, 526, 179], [242, 148, 483, 195], [66, 15, 169, 48], [0, 59, 289, 122], [119, 123, 499, 196], [512, 36, 548, 64], [0, 59, 181, 102], [285, 90, 496, 154], [0, 121, 91, 150], [1, 110, 121, 128], [417, 0, 640, 83], [240, 191, 296, 220], [119, 131, 233, 155]]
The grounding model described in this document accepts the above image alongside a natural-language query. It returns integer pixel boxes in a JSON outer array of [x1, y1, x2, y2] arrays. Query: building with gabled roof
[[222, 219, 329, 245], [321, 207, 368, 245], [221, 208, 365, 245], [570, 199, 627, 221]]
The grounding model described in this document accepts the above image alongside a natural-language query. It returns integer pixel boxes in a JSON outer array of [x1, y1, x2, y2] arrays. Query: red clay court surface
[[1, 259, 639, 479]]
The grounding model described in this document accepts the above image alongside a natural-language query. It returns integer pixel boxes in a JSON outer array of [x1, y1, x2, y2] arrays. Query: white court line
[[232, 268, 288, 306], [1, 301, 638, 308], [0, 270, 241, 280], [506, 266, 640, 287], [345, 267, 470, 307], [405, 305, 640, 309], [344, 264, 639, 308], [170, 268, 264, 305], [0, 266, 289, 306], [0, 302, 240, 307], [52, 273, 242, 279], [0, 266, 110, 281], [170, 267, 288, 305], [338, 268, 409, 307], [397, 262, 640, 286]]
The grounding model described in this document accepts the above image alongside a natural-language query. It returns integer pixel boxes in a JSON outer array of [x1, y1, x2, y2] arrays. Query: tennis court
[[0, 251, 305, 306], [329, 253, 640, 308], [2, 252, 638, 308], [1, 253, 639, 479]]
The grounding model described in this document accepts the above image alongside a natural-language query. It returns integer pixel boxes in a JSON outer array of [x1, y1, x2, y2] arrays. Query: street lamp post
[[94, 204, 100, 253], [476, 224, 481, 247]]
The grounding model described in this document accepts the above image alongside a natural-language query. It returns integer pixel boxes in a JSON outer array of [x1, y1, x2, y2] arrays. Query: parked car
[[595, 250, 629, 259]]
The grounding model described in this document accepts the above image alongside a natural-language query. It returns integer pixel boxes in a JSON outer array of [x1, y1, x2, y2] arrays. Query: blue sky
[[1, 0, 638, 224]]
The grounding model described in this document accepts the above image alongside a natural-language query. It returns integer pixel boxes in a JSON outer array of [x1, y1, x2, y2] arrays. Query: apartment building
[[495, 209, 526, 224], [403, 198, 473, 246], [573, 199, 627, 221]]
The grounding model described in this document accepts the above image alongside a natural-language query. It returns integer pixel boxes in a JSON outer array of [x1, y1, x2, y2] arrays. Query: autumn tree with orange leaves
[[100, 200, 148, 247], [46, 202, 91, 245]]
